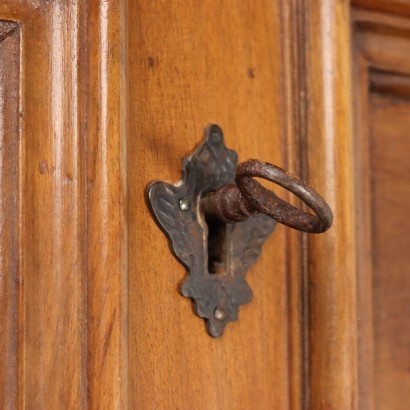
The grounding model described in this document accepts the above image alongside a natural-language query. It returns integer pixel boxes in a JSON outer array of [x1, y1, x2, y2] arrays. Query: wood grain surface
[[82, 0, 128, 408], [21, 1, 85, 407], [0, 1, 127, 408], [353, 0, 410, 17], [370, 93, 410, 410], [353, 7, 410, 409], [127, 1, 293, 409], [0, 0, 363, 408], [303, 1, 358, 408], [0, 1, 41, 21], [0, 20, 20, 410]]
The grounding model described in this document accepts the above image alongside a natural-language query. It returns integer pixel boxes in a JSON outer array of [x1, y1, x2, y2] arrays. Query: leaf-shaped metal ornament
[[147, 125, 276, 337]]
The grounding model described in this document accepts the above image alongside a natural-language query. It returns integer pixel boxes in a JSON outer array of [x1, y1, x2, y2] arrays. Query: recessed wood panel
[[0, 22, 20, 409], [354, 8, 410, 410], [369, 92, 410, 409], [353, 0, 410, 18]]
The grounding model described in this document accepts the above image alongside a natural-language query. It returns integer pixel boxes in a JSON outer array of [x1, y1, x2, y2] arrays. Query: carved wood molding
[[353, 8, 410, 408], [285, 0, 361, 407], [0, 1, 127, 407], [353, 0, 410, 18], [0, 19, 20, 409], [0, 20, 18, 42]]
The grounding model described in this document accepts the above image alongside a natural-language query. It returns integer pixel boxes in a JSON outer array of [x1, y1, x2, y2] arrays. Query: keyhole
[[205, 214, 227, 275]]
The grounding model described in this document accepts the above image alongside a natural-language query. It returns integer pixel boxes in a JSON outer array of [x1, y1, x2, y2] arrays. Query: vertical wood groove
[[279, 1, 305, 408], [0, 25, 20, 410]]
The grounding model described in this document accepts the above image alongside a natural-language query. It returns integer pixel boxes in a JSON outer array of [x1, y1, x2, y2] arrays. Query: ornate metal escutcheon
[[147, 124, 332, 337]]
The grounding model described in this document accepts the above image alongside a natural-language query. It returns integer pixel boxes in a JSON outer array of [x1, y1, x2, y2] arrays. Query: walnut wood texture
[[0, 0, 127, 408], [83, 1, 128, 408], [353, 6, 410, 409], [353, 0, 410, 17], [0, 20, 20, 409], [21, 3, 85, 406], [302, 1, 358, 409], [127, 1, 292, 408], [280, 3, 305, 407], [370, 93, 410, 410], [127, 0, 358, 408], [0, 0, 359, 408], [0, 1, 41, 21], [281, 2, 359, 409]]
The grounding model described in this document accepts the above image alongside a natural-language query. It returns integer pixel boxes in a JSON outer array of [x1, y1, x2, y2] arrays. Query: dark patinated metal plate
[[146, 124, 276, 337]]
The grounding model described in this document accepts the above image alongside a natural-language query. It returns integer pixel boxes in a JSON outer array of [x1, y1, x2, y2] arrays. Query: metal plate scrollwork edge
[[146, 125, 276, 337]]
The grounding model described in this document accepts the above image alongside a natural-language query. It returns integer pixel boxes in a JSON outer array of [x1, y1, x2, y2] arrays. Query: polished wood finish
[[0, 0, 375, 408], [0, 1, 126, 408], [302, 1, 358, 408], [370, 93, 410, 409], [353, 6, 410, 409], [83, 1, 128, 408], [0, 1, 40, 21], [127, 1, 292, 408], [353, 0, 410, 17], [0, 20, 20, 410], [20, 2, 84, 407]]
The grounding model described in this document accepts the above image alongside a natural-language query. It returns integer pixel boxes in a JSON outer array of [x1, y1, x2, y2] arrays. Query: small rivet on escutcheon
[[179, 198, 190, 211], [214, 306, 227, 321]]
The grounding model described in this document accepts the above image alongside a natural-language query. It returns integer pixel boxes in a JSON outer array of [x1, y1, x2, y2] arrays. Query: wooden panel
[[369, 92, 410, 409], [353, 52, 375, 410], [0, 22, 20, 409], [353, 8, 410, 410], [0, 1, 361, 408], [127, 1, 291, 409], [0, 1, 127, 407], [280, 2, 359, 408], [370, 70, 410, 96], [355, 11, 410, 75], [0, 1, 41, 21], [82, 0, 128, 408], [280, 2, 305, 407], [20, 2, 85, 407], [302, 1, 358, 408], [353, 0, 410, 18]]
